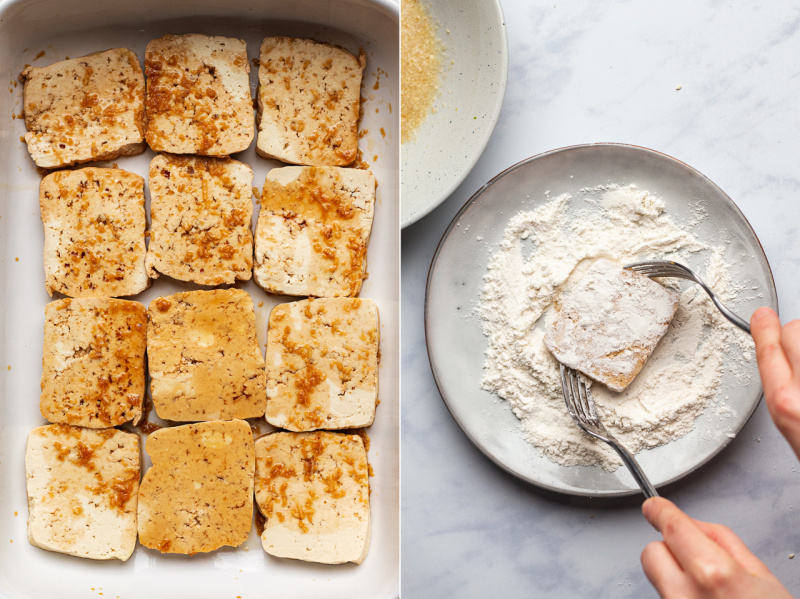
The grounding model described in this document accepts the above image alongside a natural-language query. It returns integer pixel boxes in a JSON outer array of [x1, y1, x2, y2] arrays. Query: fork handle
[[707, 293, 751, 334], [607, 438, 659, 498]]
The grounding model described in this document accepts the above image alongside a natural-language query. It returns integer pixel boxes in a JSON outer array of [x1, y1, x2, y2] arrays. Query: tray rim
[[0, 0, 400, 596]]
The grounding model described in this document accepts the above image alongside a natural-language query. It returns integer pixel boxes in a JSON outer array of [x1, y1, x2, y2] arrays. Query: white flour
[[478, 185, 754, 471], [543, 258, 680, 392]]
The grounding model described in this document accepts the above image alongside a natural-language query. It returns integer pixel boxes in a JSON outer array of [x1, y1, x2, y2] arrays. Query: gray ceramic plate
[[400, 0, 508, 228], [425, 143, 777, 497]]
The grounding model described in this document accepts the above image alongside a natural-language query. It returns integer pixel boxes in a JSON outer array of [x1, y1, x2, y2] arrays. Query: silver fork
[[559, 364, 659, 498], [624, 260, 750, 334]]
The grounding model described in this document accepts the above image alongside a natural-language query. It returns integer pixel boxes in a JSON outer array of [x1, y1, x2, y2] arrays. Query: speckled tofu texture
[[254, 431, 370, 564], [41, 298, 146, 428], [147, 289, 266, 421], [253, 166, 375, 297], [146, 154, 254, 285], [256, 37, 365, 166], [137, 420, 254, 554], [21, 48, 145, 169], [40, 167, 150, 298], [145, 34, 254, 156], [544, 259, 679, 392], [266, 298, 379, 431], [25, 425, 140, 561]]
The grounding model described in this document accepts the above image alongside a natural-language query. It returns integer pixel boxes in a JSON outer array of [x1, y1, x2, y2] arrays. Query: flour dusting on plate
[[478, 185, 754, 471]]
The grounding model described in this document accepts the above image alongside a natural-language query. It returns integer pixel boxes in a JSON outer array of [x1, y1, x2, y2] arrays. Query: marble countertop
[[401, 1, 800, 597]]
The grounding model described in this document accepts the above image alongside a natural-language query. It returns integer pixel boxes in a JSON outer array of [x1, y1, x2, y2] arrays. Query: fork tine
[[576, 374, 598, 423], [559, 363, 578, 419], [626, 260, 751, 333], [625, 265, 659, 277], [573, 371, 586, 416], [571, 372, 586, 420], [558, 364, 660, 498], [561, 364, 595, 425], [570, 368, 599, 425], [625, 260, 690, 279], [625, 262, 672, 275]]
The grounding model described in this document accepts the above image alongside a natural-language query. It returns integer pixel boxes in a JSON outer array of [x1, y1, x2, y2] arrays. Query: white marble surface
[[401, 1, 800, 597]]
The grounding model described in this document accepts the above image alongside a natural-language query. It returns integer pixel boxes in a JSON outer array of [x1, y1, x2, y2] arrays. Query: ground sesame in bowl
[[400, 0, 443, 144], [400, 0, 508, 228]]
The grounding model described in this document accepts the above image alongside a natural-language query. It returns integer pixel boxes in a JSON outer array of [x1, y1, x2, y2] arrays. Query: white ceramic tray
[[426, 144, 777, 497], [0, 1, 399, 597]]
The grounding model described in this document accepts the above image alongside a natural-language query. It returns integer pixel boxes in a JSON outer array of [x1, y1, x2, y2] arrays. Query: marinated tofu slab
[[41, 298, 146, 428], [266, 298, 379, 431], [20, 48, 146, 169], [545, 259, 680, 392], [254, 431, 370, 564], [146, 154, 254, 285], [146, 289, 266, 421], [254, 166, 375, 297], [137, 420, 255, 554], [40, 167, 149, 298], [256, 37, 365, 166], [145, 34, 254, 156], [25, 425, 140, 561]]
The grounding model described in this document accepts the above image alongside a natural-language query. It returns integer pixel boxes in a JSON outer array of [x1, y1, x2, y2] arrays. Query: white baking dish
[[0, 0, 399, 597]]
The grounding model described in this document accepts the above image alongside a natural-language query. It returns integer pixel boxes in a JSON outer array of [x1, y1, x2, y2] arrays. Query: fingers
[[641, 498, 793, 598], [751, 307, 792, 395], [643, 498, 739, 591], [693, 520, 777, 582], [641, 540, 695, 598], [751, 309, 800, 454], [781, 319, 800, 373]]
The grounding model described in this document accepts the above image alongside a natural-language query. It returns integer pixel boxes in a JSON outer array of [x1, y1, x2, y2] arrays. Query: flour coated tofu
[[146, 153, 254, 285], [145, 34, 254, 155], [41, 298, 146, 428], [545, 259, 680, 392], [21, 48, 145, 169], [25, 424, 140, 561], [253, 166, 376, 297], [40, 167, 150, 298], [256, 37, 365, 166], [146, 289, 266, 421], [266, 298, 379, 431], [254, 431, 370, 564], [137, 420, 254, 554]]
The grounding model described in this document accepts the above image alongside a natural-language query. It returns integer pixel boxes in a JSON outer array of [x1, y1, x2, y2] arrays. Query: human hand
[[641, 497, 792, 598], [751, 307, 800, 460]]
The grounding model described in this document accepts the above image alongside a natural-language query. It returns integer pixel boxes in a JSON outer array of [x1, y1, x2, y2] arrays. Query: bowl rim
[[400, 0, 509, 228]]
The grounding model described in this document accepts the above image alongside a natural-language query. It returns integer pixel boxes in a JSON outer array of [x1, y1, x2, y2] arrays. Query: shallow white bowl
[[400, 0, 508, 228], [0, 0, 399, 597]]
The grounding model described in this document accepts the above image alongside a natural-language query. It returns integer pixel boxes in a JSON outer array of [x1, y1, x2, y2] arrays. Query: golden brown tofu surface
[[41, 298, 146, 428], [254, 166, 375, 297], [266, 298, 379, 431], [256, 37, 365, 166], [146, 289, 266, 422], [40, 167, 150, 298], [137, 420, 255, 554], [145, 34, 254, 155], [146, 153, 254, 285], [21, 48, 145, 168]]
